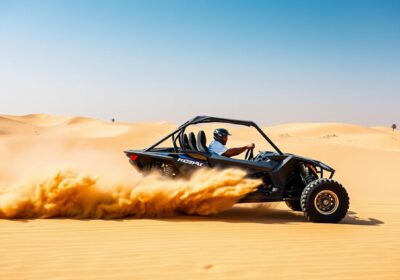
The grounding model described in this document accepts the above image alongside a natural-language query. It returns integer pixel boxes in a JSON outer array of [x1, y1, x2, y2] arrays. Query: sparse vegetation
[[322, 134, 338, 139], [392, 124, 397, 132]]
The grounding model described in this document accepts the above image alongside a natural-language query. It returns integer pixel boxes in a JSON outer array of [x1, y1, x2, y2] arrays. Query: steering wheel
[[245, 148, 254, 161]]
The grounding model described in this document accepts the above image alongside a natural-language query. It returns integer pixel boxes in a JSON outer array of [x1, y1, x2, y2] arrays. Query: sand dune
[[268, 122, 383, 136], [0, 115, 42, 135], [0, 114, 132, 138], [266, 122, 400, 152], [0, 114, 399, 279], [2, 114, 74, 127]]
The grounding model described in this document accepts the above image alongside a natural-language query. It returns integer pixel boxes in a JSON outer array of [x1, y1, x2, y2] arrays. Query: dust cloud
[[0, 167, 260, 219]]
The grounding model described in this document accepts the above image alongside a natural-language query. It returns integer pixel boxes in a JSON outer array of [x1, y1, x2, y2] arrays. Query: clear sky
[[0, 0, 399, 125]]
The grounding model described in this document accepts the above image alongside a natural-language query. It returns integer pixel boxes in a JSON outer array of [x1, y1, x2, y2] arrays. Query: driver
[[208, 128, 255, 158]]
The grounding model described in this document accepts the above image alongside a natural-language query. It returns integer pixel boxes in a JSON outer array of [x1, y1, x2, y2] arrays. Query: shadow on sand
[[341, 210, 384, 226], [5, 207, 384, 226], [163, 207, 384, 226]]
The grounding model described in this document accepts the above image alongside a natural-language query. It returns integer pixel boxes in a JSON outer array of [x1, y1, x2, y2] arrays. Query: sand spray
[[0, 144, 260, 218]]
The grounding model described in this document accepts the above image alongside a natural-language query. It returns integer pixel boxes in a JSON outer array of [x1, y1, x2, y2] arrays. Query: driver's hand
[[247, 143, 255, 150]]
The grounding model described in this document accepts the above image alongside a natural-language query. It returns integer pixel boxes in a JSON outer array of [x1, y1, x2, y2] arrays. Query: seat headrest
[[188, 132, 198, 151], [180, 133, 190, 150], [197, 130, 209, 154]]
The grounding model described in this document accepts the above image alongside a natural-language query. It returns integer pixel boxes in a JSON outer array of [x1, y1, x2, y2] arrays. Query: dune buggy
[[125, 116, 349, 223]]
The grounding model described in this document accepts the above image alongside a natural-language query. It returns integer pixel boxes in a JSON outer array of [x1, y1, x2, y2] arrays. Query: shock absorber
[[300, 163, 316, 185]]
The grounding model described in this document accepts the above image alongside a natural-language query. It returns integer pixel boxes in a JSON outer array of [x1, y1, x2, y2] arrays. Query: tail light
[[129, 154, 138, 161]]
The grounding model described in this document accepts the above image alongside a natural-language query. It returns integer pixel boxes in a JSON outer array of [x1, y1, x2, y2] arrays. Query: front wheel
[[301, 179, 349, 223]]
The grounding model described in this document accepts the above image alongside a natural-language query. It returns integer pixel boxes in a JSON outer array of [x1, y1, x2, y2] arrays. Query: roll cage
[[145, 115, 283, 155]]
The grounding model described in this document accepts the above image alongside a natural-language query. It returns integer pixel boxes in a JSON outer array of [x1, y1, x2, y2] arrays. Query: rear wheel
[[285, 200, 302, 211], [141, 162, 179, 178], [160, 163, 179, 178], [301, 178, 349, 223]]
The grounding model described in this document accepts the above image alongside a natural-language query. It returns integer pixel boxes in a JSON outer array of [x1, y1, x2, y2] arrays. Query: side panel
[[207, 155, 278, 173], [126, 150, 209, 175], [269, 155, 297, 189]]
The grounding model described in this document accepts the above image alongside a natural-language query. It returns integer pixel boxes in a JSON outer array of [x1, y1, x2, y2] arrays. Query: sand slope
[[0, 114, 399, 279]]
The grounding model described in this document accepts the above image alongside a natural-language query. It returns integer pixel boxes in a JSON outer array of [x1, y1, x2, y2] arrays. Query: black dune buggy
[[125, 116, 349, 223]]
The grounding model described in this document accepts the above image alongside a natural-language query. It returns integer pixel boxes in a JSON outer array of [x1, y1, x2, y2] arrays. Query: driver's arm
[[222, 143, 254, 158]]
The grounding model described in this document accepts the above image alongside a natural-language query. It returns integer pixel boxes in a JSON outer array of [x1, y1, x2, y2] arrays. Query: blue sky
[[0, 0, 399, 125]]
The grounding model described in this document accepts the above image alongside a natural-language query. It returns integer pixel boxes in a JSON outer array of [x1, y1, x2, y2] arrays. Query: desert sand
[[0, 114, 399, 279]]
